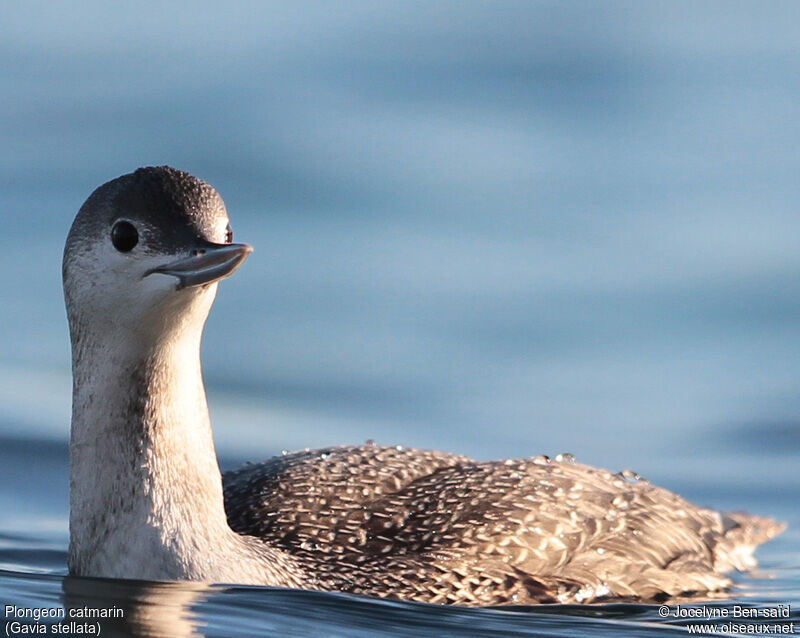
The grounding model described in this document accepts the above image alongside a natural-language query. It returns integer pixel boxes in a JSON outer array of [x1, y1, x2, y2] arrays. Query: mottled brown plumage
[[224, 444, 784, 605]]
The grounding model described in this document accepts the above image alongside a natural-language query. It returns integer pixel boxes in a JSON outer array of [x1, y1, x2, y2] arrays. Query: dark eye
[[225, 223, 233, 244], [111, 220, 139, 252]]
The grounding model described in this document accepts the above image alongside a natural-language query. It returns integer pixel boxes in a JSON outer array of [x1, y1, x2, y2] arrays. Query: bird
[[62, 166, 784, 606]]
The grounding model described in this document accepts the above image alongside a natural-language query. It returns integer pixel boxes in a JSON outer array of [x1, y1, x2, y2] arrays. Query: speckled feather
[[223, 444, 784, 605]]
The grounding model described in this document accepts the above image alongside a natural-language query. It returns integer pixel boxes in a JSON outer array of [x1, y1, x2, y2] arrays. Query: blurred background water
[[1, 1, 799, 636]]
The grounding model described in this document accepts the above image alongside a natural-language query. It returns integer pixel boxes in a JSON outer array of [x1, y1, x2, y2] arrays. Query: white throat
[[67, 286, 305, 585]]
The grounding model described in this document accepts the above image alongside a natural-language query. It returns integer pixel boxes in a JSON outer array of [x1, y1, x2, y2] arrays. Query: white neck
[[67, 292, 305, 586]]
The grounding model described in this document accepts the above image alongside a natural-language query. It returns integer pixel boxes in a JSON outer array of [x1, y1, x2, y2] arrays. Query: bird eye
[[225, 223, 233, 244], [111, 220, 139, 252]]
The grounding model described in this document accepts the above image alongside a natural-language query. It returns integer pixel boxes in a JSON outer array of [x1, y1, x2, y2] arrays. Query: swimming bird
[[63, 166, 784, 605]]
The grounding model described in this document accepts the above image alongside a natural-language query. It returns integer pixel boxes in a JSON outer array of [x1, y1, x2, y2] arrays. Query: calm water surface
[[2, 2, 800, 636]]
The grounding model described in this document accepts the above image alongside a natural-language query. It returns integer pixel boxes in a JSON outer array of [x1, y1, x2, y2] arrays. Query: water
[[2, 1, 800, 636]]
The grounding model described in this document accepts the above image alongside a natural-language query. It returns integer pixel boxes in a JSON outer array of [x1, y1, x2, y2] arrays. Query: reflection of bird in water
[[62, 577, 207, 638], [63, 166, 784, 605]]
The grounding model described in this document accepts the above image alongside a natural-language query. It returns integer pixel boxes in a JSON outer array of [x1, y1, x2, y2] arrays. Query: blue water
[[2, 1, 800, 636]]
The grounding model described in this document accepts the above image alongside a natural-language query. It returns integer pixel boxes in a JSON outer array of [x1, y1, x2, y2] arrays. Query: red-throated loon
[[62, 166, 784, 605]]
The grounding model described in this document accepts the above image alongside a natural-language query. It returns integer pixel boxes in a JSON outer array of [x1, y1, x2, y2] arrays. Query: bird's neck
[[68, 319, 235, 579]]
